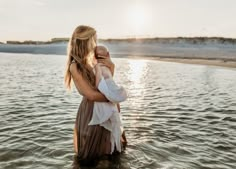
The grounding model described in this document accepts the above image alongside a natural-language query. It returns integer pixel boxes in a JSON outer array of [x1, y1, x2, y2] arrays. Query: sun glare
[[127, 4, 151, 37]]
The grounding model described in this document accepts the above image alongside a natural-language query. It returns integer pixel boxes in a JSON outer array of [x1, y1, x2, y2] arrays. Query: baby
[[88, 45, 127, 154]]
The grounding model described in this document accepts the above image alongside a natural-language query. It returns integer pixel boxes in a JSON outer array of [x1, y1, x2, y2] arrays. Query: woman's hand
[[97, 52, 115, 76]]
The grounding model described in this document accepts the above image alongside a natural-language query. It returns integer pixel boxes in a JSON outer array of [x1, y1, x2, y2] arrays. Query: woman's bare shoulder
[[69, 63, 81, 76], [69, 63, 85, 96]]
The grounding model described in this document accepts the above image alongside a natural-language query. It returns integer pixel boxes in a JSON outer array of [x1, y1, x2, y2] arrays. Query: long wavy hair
[[64, 25, 97, 90]]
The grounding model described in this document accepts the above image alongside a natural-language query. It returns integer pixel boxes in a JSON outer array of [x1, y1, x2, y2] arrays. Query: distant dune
[[100, 37, 236, 45], [1, 36, 236, 65]]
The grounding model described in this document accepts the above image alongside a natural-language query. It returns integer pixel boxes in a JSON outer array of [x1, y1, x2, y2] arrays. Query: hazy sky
[[0, 0, 235, 41]]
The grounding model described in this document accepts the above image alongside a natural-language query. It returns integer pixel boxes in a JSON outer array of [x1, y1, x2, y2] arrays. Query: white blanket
[[88, 76, 127, 153]]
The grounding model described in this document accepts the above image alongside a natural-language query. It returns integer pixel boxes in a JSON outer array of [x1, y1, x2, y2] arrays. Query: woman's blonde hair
[[64, 25, 97, 90]]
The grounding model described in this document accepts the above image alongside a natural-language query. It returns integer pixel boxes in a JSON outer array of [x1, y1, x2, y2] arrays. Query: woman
[[64, 25, 127, 162]]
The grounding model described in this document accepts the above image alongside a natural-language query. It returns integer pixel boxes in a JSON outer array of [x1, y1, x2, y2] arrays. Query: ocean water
[[0, 52, 236, 169]]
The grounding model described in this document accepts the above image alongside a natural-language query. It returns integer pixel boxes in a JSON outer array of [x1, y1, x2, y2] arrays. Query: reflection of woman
[[64, 25, 127, 162]]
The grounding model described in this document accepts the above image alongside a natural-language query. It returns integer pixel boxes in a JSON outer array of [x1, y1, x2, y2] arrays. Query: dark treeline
[[1, 37, 236, 45]]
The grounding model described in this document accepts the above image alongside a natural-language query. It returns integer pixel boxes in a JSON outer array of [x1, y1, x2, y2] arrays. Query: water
[[0, 52, 236, 169]]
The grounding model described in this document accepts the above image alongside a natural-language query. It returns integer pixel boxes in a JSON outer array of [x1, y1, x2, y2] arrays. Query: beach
[[126, 55, 236, 68], [1, 0, 236, 167], [159, 58, 236, 68]]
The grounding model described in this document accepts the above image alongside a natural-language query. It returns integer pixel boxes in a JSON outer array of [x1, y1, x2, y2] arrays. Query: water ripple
[[0, 53, 236, 168]]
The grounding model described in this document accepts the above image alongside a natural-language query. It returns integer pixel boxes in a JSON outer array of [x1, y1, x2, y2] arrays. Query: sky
[[0, 0, 235, 42]]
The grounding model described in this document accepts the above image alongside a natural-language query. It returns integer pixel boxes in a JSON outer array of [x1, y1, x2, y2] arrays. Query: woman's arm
[[70, 63, 108, 102], [95, 63, 103, 88]]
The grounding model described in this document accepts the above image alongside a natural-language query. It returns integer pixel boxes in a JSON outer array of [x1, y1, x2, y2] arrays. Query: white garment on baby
[[88, 76, 127, 153]]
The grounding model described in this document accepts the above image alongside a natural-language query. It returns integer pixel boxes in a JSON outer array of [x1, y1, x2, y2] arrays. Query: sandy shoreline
[[155, 57, 236, 68], [125, 55, 236, 69]]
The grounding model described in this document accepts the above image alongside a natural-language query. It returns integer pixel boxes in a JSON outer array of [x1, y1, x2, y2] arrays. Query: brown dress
[[74, 96, 127, 162]]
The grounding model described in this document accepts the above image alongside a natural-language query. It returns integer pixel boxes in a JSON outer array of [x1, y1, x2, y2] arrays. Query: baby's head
[[95, 45, 109, 59]]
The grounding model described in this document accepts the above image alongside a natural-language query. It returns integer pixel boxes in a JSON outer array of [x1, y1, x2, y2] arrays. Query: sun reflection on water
[[127, 59, 148, 106], [128, 60, 147, 82]]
